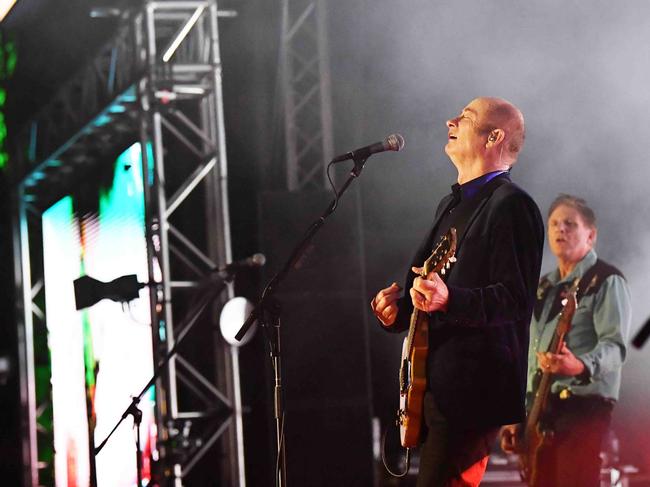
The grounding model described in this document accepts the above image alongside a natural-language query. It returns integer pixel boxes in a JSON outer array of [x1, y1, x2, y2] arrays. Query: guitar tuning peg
[[445, 262, 450, 269], [441, 268, 446, 275], [450, 256, 457, 263]]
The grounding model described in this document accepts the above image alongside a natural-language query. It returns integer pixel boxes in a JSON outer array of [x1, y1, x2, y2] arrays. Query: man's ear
[[589, 227, 598, 246], [486, 128, 505, 147]]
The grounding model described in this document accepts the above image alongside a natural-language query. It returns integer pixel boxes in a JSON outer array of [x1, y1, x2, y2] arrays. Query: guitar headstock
[[422, 228, 458, 277], [556, 277, 579, 335]]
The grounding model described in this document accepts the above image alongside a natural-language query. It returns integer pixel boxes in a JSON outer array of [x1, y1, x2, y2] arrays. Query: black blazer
[[387, 174, 544, 429]]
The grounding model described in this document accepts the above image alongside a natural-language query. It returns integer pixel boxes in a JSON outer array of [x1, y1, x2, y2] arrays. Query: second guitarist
[[500, 194, 632, 487], [371, 97, 544, 487]]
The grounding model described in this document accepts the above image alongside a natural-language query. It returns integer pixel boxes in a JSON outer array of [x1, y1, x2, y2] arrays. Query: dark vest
[[533, 259, 624, 323]]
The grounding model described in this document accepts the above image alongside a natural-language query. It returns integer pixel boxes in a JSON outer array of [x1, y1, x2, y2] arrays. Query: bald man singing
[[371, 97, 544, 486]]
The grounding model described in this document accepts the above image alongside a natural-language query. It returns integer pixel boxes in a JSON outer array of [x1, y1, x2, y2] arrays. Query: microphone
[[331, 133, 405, 163], [632, 316, 650, 349], [217, 253, 266, 273]]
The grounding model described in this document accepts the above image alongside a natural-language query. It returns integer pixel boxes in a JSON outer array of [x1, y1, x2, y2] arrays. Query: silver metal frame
[[11, 2, 242, 486], [12, 187, 39, 487], [280, 0, 334, 191]]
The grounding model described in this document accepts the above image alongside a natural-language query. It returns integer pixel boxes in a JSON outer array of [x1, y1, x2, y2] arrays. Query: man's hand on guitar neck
[[371, 282, 402, 326], [410, 266, 449, 313], [536, 342, 586, 376]]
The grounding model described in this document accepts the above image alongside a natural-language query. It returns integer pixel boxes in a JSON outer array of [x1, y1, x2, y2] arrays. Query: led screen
[[42, 143, 156, 486]]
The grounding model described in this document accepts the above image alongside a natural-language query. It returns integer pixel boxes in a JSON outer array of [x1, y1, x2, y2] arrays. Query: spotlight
[[89, 7, 122, 18], [0, 355, 11, 385], [0, 0, 17, 22], [73, 274, 144, 310]]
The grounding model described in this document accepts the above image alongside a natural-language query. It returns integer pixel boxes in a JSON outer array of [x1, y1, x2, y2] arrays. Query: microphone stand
[[94, 272, 230, 485], [632, 316, 650, 349], [235, 156, 370, 487]]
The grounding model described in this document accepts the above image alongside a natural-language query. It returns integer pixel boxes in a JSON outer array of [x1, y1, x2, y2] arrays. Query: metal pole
[[13, 184, 38, 487], [144, 4, 181, 484], [271, 318, 287, 487], [206, 3, 242, 485]]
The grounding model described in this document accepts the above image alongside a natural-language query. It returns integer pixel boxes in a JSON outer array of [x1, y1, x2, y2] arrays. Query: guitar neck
[[405, 307, 422, 354], [546, 329, 566, 355], [404, 227, 457, 356], [526, 328, 568, 431], [526, 369, 552, 430]]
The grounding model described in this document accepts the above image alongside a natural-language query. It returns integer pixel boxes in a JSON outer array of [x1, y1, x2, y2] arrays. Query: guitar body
[[398, 311, 429, 448], [395, 228, 457, 449]]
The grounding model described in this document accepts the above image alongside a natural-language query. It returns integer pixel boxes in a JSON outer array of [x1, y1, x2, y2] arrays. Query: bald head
[[445, 97, 526, 182], [476, 97, 525, 164]]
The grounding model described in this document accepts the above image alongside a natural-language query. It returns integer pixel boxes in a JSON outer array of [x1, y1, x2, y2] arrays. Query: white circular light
[[219, 297, 256, 346]]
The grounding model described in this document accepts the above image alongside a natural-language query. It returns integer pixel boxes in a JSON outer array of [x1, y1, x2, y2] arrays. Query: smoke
[[326, 0, 650, 469]]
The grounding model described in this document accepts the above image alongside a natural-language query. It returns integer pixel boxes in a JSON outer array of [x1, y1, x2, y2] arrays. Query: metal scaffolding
[[11, 1, 243, 485], [280, 0, 334, 191]]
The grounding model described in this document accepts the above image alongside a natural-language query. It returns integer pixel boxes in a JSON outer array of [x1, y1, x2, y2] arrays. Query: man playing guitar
[[500, 195, 631, 487], [371, 97, 544, 487]]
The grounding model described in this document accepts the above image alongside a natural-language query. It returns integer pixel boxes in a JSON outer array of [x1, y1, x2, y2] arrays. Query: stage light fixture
[[73, 274, 144, 310], [162, 5, 205, 62], [0, 355, 11, 385], [89, 7, 122, 18], [0, 0, 17, 22]]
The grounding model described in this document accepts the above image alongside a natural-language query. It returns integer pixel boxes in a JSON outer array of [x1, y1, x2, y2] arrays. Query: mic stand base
[[264, 300, 287, 487], [124, 400, 144, 487]]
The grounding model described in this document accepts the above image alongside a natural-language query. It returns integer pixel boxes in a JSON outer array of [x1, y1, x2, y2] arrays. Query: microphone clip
[[351, 155, 369, 177]]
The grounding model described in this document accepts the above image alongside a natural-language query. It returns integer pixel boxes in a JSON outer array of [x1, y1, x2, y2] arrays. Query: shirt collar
[[548, 248, 598, 285], [451, 169, 510, 200]]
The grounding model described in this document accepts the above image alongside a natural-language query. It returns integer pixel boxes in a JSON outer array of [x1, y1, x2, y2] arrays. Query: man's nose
[[446, 118, 457, 128]]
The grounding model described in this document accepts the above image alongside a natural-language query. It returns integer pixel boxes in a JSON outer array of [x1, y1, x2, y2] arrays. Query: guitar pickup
[[399, 360, 409, 393], [396, 409, 406, 426]]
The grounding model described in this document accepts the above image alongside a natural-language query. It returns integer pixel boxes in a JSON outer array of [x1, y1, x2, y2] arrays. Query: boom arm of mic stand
[[235, 156, 368, 341], [633, 317, 650, 349], [94, 275, 229, 456]]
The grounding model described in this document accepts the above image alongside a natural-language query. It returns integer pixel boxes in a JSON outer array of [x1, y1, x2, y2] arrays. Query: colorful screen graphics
[[42, 143, 156, 486]]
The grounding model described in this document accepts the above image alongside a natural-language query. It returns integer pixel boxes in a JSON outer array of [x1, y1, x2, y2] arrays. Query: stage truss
[[280, 0, 334, 191], [11, 1, 244, 486]]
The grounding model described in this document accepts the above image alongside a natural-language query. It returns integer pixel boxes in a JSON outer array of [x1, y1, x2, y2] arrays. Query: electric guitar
[[397, 227, 457, 448], [518, 278, 579, 486]]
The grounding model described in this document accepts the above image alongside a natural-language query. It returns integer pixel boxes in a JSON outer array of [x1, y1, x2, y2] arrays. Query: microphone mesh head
[[251, 253, 266, 266], [385, 133, 405, 152]]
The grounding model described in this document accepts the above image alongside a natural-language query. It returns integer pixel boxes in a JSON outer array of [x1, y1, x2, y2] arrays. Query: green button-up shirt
[[527, 249, 631, 401]]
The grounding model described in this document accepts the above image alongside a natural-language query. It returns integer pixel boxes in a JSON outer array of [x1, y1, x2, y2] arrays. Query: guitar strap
[[533, 259, 624, 323]]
